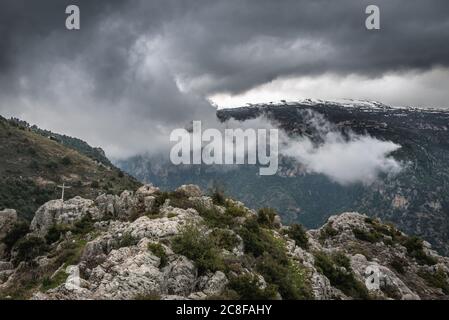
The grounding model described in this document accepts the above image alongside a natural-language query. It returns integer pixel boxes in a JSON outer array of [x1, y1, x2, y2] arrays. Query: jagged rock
[[202, 271, 228, 296], [163, 255, 197, 295], [188, 196, 214, 210], [176, 185, 202, 197], [311, 272, 344, 300], [188, 292, 207, 300], [88, 240, 163, 299], [94, 194, 120, 220], [95, 191, 157, 220], [125, 209, 201, 240], [4, 185, 449, 301], [30, 197, 98, 236], [273, 215, 282, 228], [350, 254, 420, 300], [136, 184, 160, 199], [116, 191, 139, 220], [143, 196, 156, 213]]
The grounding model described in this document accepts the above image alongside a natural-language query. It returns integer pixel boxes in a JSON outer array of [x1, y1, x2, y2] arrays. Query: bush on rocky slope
[[172, 224, 225, 275], [314, 251, 369, 299]]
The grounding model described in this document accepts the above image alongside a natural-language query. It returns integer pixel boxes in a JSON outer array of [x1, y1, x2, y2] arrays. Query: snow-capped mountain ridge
[[226, 98, 449, 114]]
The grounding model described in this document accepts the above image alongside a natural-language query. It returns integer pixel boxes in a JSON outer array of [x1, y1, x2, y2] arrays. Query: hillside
[[1, 184, 449, 300], [118, 100, 449, 255], [7, 118, 112, 166], [0, 115, 141, 220]]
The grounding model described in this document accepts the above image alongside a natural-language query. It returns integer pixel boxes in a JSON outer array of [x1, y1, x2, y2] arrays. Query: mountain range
[[118, 100, 449, 255]]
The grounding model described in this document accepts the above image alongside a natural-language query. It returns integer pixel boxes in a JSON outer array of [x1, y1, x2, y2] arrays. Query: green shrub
[[210, 229, 240, 251], [29, 160, 39, 170], [45, 161, 58, 171], [172, 224, 224, 274], [256, 253, 312, 300], [2, 221, 29, 252], [148, 242, 168, 267], [402, 236, 437, 266], [364, 217, 375, 224], [14, 236, 48, 263], [195, 205, 234, 228], [42, 268, 69, 291], [418, 268, 449, 295], [228, 274, 278, 300], [238, 218, 276, 258], [45, 225, 64, 244], [72, 215, 95, 235], [314, 251, 369, 299], [353, 228, 382, 243], [288, 224, 309, 249], [224, 202, 247, 218], [91, 180, 100, 188], [55, 238, 87, 266], [153, 191, 169, 209], [257, 208, 277, 228], [118, 233, 139, 248], [373, 220, 403, 242], [45, 216, 92, 245], [150, 191, 192, 213], [210, 188, 226, 206], [319, 224, 339, 241], [167, 212, 178, 218], [390, 256, 407, 274], [60, 156, 72, 166], [238, 218, 312, 299]]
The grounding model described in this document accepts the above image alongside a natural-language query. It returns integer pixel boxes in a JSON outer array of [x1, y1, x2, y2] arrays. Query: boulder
[[163, 255, 197, 295], [94, 194, 120, 220], [350, 254, 420, 300], [202, 271, 228, 296], [89, 244, 163, 299], [31, 197, 97, 236], [116, 191, 139, 220], [175, 185, 202, 198]]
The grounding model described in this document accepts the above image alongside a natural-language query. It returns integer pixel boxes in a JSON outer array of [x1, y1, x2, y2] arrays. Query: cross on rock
[[57, 183, 71, 202]]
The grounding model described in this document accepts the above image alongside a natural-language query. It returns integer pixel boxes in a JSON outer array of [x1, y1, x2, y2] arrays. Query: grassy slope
[[0, 116, 141, 220]]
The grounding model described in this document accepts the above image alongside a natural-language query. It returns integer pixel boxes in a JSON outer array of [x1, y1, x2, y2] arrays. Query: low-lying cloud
[[279, 110, 404, 185]]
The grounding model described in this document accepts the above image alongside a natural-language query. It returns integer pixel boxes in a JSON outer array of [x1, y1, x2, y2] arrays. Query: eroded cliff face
[[1, 184, 448, 300]]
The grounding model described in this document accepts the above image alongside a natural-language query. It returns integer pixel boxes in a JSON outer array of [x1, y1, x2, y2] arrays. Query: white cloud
[[279, 110, 404, 185]]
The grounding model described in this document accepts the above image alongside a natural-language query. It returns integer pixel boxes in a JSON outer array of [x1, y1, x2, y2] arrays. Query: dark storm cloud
[[154, 0, 449, 94], [0, 0, 448, 157]]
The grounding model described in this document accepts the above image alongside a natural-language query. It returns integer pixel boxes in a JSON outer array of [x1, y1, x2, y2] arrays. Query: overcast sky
[[1, 0, 449, 158]]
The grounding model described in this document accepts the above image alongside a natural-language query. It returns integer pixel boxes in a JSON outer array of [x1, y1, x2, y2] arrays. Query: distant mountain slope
[[0, 115, 141, 220], [118, 100, 449, 255]]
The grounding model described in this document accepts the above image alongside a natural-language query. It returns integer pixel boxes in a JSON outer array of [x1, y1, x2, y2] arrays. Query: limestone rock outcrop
[[2, 185, 449, 300]]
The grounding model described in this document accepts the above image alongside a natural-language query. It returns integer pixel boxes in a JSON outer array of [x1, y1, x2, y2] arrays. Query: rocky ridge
[[1, 184, 449, 300]]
